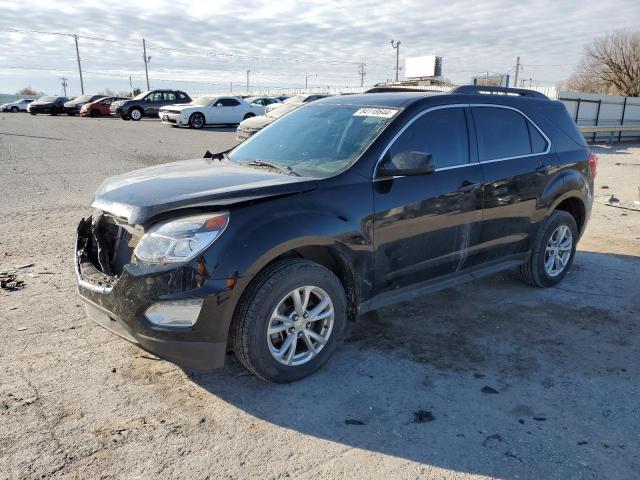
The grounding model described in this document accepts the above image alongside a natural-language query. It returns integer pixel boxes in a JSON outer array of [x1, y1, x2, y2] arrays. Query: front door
[[373, 106, 484, 294], [470, 105, 557, 263]]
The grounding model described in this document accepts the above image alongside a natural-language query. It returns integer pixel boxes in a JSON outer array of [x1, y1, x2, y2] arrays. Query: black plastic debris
[[607, 195, 620, 203], [344, 419, 365, 425], [533, 417, 547, 422], [413, 410, 435, 423], [481, 386, 499, 394], [1, 273, 24, 291]]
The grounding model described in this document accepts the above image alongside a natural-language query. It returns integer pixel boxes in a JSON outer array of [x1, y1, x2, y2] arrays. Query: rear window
[[472, 106, 547, 161]]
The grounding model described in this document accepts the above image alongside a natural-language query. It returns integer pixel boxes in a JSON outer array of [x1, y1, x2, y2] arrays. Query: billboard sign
[[405, 56, 441, 78]]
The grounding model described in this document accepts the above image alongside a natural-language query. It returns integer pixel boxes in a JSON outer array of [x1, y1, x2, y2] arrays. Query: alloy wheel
[[267, 286, 334, 366], [544, 224, 573, 277]]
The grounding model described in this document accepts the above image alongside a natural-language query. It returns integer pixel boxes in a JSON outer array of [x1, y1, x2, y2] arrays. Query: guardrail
[[578, 124, 640, 144]]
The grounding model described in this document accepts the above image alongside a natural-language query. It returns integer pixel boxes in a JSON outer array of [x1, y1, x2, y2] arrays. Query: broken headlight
[[134, 213, 229, 263]]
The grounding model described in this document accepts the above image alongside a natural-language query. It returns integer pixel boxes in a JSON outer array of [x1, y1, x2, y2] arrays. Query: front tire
[[243, 113, 255, 120], [129, 108, 142, 121], [232, 259, 346, 383], [519, 210, 578, 287], [30, 112, 36, 115], [10, 107, 18, 112], [188, 112, 205, 129]]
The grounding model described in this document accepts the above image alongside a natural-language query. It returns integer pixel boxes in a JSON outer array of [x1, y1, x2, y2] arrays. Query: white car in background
[[264, 93, 330, 113], [1, 98, 34, 112], [159, 96, 263, 129]]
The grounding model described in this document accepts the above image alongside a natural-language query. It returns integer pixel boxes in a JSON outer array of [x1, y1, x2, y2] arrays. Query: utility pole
[[305, 73, 317, 90], [513, 56, 521, 88], [73, 35, 84, 95], [142, 38, 150, 90], [390, 40, 401, 82], [358, 61, 367, 88], [230, 81, 233, 94], [60, 77, 68, 97], [246, 69, 250, 93]]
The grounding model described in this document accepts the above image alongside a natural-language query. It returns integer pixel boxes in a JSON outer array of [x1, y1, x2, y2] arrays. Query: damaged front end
[[75, 212, 142, 292], [74, 212, 236, 371]]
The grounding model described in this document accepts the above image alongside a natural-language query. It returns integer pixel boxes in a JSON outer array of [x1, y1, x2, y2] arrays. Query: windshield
[[229, 104, 397, 178], [191, 96, 214, 106], [132, 91, 150, 100], [266, 103, 298, 119], [39, 96, 57, 102], [72, 95, 93, 103], [283, 95, 306, 104]]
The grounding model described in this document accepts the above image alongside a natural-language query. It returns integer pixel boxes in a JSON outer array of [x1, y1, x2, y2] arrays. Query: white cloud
[[0, 0, 638, 95]]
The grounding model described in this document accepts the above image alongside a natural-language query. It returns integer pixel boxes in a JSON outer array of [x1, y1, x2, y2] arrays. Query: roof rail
[[451, 85, 548, 99]]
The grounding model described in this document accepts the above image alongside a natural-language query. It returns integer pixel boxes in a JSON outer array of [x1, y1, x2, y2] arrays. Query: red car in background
[[80, 96, 129, 117]]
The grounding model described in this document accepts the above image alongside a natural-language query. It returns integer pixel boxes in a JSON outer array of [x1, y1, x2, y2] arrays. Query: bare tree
[[16, 86, 43, 96], [567, 31, 640, 96]]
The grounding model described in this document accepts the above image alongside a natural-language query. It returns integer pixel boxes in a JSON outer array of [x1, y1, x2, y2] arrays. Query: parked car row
[[12, 89, 332, 136]]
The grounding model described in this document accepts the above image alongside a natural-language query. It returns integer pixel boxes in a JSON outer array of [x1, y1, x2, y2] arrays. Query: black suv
[[112, 89, 191, 120], [75, 86, 595, 383]]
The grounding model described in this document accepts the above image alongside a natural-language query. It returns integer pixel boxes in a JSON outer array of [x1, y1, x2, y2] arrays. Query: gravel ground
[[1, 113, 639, 480]]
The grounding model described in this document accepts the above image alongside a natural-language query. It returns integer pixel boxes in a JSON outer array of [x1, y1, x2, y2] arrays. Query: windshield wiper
[[246, 160, 300, 176]]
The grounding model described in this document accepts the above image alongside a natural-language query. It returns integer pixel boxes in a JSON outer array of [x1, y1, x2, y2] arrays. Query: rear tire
[[232, 259, 346, 383], [188, 112, 205, 129], [129, 108, 143, 121], [519, 210, 578, 288], [67, 112, 75, 116], [90, 109, 100, 117], [30, 112, 36, 115]]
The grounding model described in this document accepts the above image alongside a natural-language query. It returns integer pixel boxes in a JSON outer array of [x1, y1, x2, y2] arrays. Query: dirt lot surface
[[1, 113, 639, 480]]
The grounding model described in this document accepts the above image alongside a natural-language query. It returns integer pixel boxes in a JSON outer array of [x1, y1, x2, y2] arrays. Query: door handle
[[457, 180, 479, 193], [535, 162, 549, 175]]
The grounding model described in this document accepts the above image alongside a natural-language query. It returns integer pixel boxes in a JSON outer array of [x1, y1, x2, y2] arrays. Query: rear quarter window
[[472, 107, 532, 160]]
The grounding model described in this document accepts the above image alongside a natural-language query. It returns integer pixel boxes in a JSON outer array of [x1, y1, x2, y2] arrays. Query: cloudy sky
[[0, 0, 639, 96]]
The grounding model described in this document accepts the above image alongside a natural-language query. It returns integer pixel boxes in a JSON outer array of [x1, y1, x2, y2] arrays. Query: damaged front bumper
[[74, 214, 241, 371]]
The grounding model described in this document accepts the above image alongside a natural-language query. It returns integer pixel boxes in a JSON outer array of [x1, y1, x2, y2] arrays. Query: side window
[[102, 98, 112, 105], [147, 93, 161, 102], [472, 107, 533, 161], [219, 98, 240, 107], [178, 93, 188, 100], [527, 121, 548, 153], [388, 107, 470, 169], [164, 92, 177, 102]]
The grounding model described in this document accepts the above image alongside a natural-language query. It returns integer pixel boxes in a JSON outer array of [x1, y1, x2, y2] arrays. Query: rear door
[[373, 105, 484, 294], [470, 104, 554, 264]]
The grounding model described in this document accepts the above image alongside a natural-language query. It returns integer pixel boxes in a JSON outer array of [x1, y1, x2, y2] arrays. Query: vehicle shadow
[[187, 250, 639, 478]]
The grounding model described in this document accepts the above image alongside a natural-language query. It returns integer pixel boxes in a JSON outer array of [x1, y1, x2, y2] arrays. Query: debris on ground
[[15, 263, 34, 269], [601, 185, 609, 189], [413, 410, 435, 423], [607, 195, 620, 203], [1, 272, 25, 291], [533, 417, 547, 421], [344, 419, 366, 425], [16, 327, 27, 332], [482, 434, 503, 447], [481, 386, 500, 394]]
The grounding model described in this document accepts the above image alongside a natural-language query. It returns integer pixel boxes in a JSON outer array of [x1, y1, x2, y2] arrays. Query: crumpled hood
[[92, 158, 317, 225]]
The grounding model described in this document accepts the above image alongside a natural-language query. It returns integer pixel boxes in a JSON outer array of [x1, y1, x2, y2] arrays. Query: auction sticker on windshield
[[353, 108, 398, 118]]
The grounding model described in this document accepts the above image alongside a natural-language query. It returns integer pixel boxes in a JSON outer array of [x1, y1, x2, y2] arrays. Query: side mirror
[[378, 151, 435, 177], [216, 103, 223, 108]]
